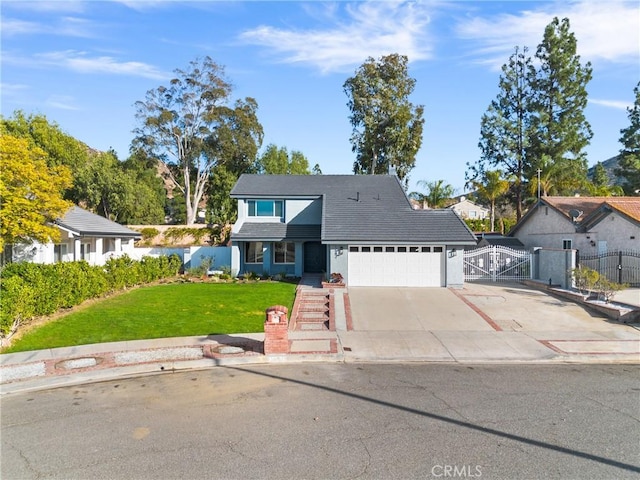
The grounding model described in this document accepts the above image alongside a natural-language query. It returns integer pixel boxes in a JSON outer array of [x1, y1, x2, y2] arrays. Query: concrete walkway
[[1, 279, 638, 394]]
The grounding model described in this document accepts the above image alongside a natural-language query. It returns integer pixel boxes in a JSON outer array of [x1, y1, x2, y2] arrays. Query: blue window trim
[[273, 241, 295, 264], [248, 200, 283, 217]]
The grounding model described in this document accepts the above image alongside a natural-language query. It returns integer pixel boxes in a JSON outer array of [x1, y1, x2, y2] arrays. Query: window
[[246, 242, 264, 263], [349, 246, 359, 252], [361, 246, 371, 252], [81, 243, 91, 261], [409, 246, 419, 253], [397, 246, 407, 253], [248, 200, 283, 217], [54, 244, 67, 263], [433, 246, 443, 253], [274, 242, 295, 264], [421, 246, 431, 253], [385, 246, 395, 252], [373, 246, 383, 252], [562, 240, 572, 250], [469, 210, 477, 218]]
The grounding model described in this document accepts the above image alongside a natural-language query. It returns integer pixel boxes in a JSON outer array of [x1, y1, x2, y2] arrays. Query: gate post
[[491, 246, 497, 283], [264, 305, 289, 355], [618, 251, 623, 284]]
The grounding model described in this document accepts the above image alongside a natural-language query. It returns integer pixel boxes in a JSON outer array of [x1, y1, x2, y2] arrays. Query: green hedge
[[0, 254, 181, 336]]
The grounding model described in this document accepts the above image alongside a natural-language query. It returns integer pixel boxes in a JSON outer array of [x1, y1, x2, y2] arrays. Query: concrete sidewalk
[[1, 282, 639, 395]]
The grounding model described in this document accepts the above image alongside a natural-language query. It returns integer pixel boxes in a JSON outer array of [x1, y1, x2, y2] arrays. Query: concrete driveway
[[338, 283, 640, 363], [347, 287, 494, 331]]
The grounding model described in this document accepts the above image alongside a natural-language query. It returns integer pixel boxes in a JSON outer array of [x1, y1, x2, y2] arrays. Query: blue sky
[[2, 1, 638, 195]]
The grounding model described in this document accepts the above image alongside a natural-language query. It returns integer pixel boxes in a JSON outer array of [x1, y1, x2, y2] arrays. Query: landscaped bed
[[1, 282, 297, 354]]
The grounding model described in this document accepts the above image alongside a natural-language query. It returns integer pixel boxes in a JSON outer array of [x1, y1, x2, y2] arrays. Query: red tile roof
[[543, 196, 640, 222]]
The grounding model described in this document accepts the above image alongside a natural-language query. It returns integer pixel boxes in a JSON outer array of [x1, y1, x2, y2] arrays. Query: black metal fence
[[577, 250, 640, 287]]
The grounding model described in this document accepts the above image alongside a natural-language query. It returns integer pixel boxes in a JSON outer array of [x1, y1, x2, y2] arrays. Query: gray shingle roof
[[55, 206, 141, 238], [231, 175, 477, 244], [233, 223, 321, 241]]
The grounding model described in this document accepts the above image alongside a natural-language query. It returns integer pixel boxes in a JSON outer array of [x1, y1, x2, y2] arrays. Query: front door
[[303, 242, 326, 273]]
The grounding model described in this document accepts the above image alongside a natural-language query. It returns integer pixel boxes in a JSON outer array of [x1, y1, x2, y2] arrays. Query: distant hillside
[[588, 155, 626, 186]]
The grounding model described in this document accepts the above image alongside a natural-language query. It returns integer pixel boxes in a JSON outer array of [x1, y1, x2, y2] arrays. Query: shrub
[[138, 227, 160, 244], [0, 276, 36, 336], [0, 255, 181, 341], [244, 271, 259, 281], [571, 266, 599, 296], [595, 278, 628, 303]]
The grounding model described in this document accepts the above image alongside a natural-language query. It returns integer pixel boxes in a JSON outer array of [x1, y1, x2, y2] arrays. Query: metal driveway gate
[[577, 250, 640, 287], [464, 245, 532, 282]]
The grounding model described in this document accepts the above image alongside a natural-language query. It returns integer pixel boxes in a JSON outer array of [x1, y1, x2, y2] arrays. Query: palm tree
[[473, 170, 509, 232], [409, 180, 455, 208]]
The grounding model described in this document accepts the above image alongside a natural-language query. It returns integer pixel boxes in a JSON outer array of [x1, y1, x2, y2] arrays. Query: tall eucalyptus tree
[[344, 53, 424, 187]]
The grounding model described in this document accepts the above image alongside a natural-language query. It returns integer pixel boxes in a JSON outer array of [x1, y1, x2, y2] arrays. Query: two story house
[[229, 174, 477, 287]]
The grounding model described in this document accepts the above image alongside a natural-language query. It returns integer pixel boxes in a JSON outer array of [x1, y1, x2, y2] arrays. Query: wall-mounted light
[[336, 246, 344, 256], [590, 240, 596, 247], [449, 248, 457, 258]]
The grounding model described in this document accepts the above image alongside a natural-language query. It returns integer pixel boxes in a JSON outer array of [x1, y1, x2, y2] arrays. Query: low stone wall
[[522, 279, 640, 323]]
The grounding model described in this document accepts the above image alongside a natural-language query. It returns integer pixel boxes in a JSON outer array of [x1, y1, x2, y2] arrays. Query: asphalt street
[[2, 363, 639, 480]]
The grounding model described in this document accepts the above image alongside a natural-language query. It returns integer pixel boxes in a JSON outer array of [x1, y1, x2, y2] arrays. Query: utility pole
[[537, 169, 542, 200]]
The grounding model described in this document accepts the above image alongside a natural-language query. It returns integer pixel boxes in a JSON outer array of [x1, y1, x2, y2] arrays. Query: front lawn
[[2, 281, 297, 354]]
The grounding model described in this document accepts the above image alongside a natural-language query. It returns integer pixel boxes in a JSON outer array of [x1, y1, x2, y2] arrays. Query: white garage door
[[348, 245, 445, 287]]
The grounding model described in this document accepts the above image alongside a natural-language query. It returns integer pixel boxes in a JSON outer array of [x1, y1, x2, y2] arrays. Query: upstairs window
[[248, 200, 283, 217]]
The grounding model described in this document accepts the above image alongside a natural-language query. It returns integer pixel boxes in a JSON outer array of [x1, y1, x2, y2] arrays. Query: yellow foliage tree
[[0, 135, 73, 250]]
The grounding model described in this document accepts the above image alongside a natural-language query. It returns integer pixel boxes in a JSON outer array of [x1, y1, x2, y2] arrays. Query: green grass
[[2, 281, 297, 354]]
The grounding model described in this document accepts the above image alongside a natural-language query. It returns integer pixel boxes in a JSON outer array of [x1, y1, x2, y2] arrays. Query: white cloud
[[2, 1, 86, 14], [46, 95, 81, 111], [1, 15, 99, 38], [17, 50, 170, 80], [590, 98, 632, 110], [0, 82, 29, 94], [1, 18, 43, 35], [238, 1, 435, 74], [456, 1, 640, 70], [115, 1, 168, 12]]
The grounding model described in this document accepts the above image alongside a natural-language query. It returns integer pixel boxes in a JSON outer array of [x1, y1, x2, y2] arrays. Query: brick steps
[[291, 290, 331, 331]]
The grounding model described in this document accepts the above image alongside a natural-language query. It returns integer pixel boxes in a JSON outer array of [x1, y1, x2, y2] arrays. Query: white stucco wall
[[445, 247, 465, 288]]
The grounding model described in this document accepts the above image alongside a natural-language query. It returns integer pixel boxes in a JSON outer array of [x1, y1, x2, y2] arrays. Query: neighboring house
[[509, 196, 640, 253], [6, 206, 141, 266], [229, 174, 477, 287], [448, 197, 489, 220], [475, 233, 525, 249]]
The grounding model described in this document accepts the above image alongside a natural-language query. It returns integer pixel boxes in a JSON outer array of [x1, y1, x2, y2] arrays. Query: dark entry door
[[303, 242, 326, 273]]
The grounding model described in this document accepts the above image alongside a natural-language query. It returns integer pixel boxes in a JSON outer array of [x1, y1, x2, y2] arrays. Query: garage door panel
[[348, 246, 444, 287]]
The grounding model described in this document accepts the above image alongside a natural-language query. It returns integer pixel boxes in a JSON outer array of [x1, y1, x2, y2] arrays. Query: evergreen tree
[[344, 54, 424, 187], [468, 46, 535, 220], [616, 81, 640, 194], [255, 144, 311, 174], [528, 17, 593, 195], [133, 56, 263, 225]]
